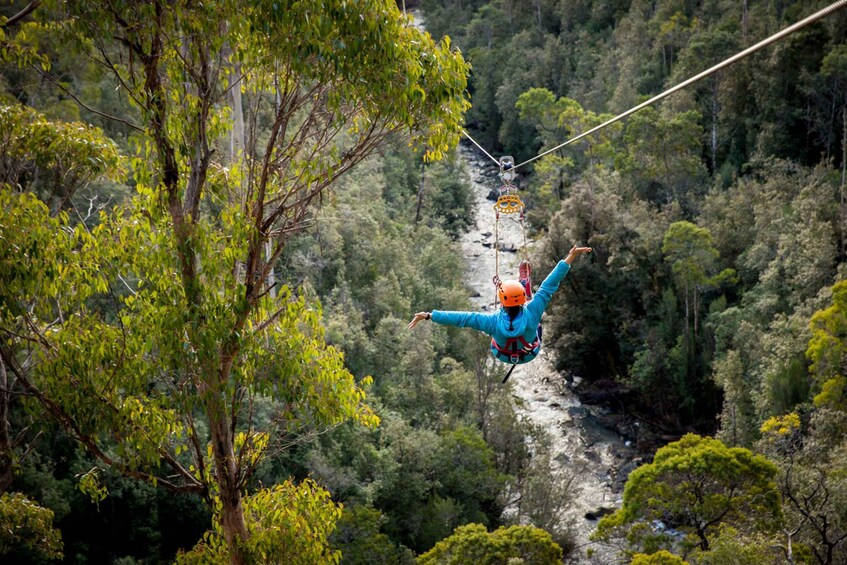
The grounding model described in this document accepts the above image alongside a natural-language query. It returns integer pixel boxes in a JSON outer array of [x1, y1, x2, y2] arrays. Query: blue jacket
[[431, 260, 571, 364]]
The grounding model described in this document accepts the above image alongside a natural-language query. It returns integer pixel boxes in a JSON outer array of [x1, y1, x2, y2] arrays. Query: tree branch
[[0, 344, 202, 494], [1, 0, 41, 28], [33, 67, 145, 133]]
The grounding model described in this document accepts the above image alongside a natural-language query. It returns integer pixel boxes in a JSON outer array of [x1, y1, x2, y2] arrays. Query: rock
[[592, 404, 611, 416], [568, 406, 589, 419], [612, 459, 643, 490], [584, 506, 616, 521]]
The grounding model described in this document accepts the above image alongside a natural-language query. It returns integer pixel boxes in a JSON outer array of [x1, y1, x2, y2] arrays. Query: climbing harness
[[494, 333, 540, 383], [461, 0, 847, 172]]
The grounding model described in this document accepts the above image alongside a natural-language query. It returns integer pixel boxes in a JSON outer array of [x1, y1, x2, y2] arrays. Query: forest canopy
[[2, 0, 847, 564]]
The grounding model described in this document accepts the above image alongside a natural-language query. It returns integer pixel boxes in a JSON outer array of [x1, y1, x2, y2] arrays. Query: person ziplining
[[407, 244, 591, 381], [408, 154, 591, 382], [408, 0, 846, 382]]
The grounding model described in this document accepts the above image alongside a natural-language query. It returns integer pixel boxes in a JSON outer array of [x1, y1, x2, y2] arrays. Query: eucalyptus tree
[[662, 221, 736, 388], [594, 434, 781, 559], [0, 0, 469, 562]]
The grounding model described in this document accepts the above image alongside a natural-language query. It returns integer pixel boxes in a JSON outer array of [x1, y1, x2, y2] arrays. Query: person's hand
[[408, 312, 431, 330], [564, 244, 592, 264]]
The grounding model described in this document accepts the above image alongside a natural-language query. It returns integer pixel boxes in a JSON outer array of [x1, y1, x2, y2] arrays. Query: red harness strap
[[491, 335, 539, 364], [492, 335, 540, 383]]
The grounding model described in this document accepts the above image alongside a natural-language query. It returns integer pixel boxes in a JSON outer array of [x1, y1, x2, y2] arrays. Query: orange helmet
[[499, 280, 527, 307]]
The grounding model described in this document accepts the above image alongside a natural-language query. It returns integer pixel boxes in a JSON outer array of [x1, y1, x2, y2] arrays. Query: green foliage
[[0, 104, 124, 213], [618, 107, 706, 210], [176, 479, 341, 564], [701, 158, 835, 426], [1, 182, 379, 465], [516, 88, 621, 174], [713, 350, 757, 447], [368, 419, 507, 553], [55, 0, 469, 160], [0, 0, 474, 560], [807, 280, 847, 410], [421, 156, 475, 238], [755, 407, 847, 564], [416, 523, 562, 565], [687, 525, 786, 564], [6, 0, 847, 560], [595, 434, 780, 556], [330, 504, 412, 565], [630, 550, 688, 565], [76, 467, 109, 507], [0, 188, 78, 320], [662, 221, 726, 294], [0, 491, 63, 560], [1, 13, 45, 70]]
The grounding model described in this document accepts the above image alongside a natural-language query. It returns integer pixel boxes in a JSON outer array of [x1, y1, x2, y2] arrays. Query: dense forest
[[1, 0, 847, 564]]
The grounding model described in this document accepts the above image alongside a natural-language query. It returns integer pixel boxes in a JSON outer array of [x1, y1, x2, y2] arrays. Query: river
[[457, 143, 636, 563]]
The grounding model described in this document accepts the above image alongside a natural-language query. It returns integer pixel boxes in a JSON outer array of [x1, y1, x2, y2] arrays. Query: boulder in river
[[584, 506, 616, 521]]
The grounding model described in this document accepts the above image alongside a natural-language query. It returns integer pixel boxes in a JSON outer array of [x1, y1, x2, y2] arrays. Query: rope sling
[[490, 157, 535, 383], [491, 155, 531, 307]]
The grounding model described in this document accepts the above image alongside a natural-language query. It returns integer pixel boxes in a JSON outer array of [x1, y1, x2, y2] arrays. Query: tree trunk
[[0, 359, 13, 493], [711, 78, 719, 174], [533, 0, 541, 31], [229, 62, 245, 164], [266, 240, 277, 299], [207, 393, 249, 564], [841, 103, 846, 259], [415, 160, 425, 223]]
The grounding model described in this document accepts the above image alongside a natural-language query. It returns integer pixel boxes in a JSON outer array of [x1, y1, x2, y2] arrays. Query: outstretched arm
[[526, 244, 592, 318], [408, 310, 497, 334]]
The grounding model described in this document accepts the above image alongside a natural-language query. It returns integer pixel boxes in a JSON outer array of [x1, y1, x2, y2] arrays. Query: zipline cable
[[460, 0, 847, 171], [462, 128, 500, 166]]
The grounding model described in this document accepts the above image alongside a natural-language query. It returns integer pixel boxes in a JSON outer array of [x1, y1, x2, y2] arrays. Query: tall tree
[[417, 523, 563, 565], [0, 1, 469, 562], [662, 221, 735, 388], [759, 411, 847, 565], [618, 107, 706, 209]]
